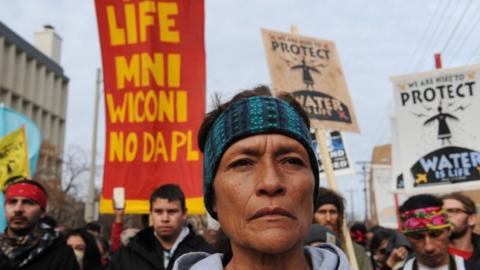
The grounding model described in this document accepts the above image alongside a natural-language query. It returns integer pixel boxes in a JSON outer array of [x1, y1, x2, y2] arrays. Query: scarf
[[0, 229, 57, 267]]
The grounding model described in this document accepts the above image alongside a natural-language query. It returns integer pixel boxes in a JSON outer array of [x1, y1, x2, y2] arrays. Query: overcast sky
[[1, 0, 479, 219]]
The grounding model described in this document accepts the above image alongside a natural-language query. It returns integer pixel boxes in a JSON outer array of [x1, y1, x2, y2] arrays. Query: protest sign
[[391, 65, 480, 190], [262, 29, 359, 132]]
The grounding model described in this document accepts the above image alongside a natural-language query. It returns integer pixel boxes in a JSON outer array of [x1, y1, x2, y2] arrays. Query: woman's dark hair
[[369, 227, 395, 254], [214, 228, 233, 266], [85, 222, 101, 234], [65, 228, 103, 270], [368, 225, 383, 235]]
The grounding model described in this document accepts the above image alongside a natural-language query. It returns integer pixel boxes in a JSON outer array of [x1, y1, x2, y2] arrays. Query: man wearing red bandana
[[0, 179, 79, 270], [399, 194, 479, 270]]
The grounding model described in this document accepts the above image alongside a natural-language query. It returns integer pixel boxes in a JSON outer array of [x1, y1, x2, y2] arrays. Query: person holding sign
[[173, 86, 351, 270]]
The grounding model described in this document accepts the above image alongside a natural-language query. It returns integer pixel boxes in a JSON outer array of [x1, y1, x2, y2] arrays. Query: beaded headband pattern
[[401, 206, 451, 234]]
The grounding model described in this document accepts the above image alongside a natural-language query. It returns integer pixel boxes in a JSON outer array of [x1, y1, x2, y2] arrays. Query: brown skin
[[313, 204, 339, 234], [406, 229, 450, 267], [5, 196, 44, 237], [373, 240, 407, 268], [443, 198, 478, 251], [150, 198, 187, 250], [67, 235, 86, 252], [114, 208, 124, 224], [373, 239, 389, 266], [213, 134, 314, 270], [386, 247, 408, 268]]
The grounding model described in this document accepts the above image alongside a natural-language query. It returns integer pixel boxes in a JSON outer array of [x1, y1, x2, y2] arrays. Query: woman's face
[[373, 239, 389, 265], [67, 235, 86, 252], [67, 235, 86, 268], [213, 134, 315, 254]]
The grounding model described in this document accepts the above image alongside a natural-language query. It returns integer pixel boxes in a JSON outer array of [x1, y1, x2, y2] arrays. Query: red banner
[[95, 0, 205, 214]]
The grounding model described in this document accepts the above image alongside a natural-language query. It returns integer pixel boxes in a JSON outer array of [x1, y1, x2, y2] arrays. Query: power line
[[440, 0, 474, 56], [468, 43, 480, 64], [447, 1, 480, 66], [414, 0, 456, 71], [403, 0, 444, 73], [369, 103, 390, 148]]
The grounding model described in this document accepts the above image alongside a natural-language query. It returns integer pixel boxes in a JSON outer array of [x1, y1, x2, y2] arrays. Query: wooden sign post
[[290, 25, 359, 270], [262, 24, 361, 269], [315, 128, 358, 269]]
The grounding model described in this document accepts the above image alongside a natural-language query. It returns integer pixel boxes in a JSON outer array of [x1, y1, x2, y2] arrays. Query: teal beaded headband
[[202, 95, 320, 219]]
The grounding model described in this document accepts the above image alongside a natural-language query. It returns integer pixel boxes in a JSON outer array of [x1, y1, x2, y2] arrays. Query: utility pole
[[346, 188, 357, 221], [85, 68, 101, 222], [356, 161, 370, 222]]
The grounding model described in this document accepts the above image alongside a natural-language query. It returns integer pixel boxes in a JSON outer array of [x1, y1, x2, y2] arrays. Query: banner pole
[[394, 192, 402, 231], [287, 25, 359, 269], [85, 68, 102, 222]]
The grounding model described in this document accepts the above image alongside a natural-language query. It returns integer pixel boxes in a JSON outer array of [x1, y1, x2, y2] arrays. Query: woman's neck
[[225, 243, 311, 270]]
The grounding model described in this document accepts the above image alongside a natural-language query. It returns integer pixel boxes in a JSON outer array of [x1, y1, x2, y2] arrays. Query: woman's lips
[[249, 207, 295, 220]]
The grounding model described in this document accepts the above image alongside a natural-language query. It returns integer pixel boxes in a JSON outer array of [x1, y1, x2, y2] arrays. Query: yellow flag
[[0, 126, 30, 188]]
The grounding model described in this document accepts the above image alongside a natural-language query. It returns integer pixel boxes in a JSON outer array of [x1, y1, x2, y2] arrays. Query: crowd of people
[[1, 86, 480, 269]]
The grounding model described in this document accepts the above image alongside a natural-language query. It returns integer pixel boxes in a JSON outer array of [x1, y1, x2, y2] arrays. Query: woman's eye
[[283, 157, 305, 166], [228, 159, 253, 168]]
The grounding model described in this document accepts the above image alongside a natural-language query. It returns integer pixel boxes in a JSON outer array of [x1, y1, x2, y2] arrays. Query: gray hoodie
[[173, 245, 352, 270]]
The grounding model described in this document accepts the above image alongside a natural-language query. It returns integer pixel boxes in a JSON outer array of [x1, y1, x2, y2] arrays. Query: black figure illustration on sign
[[412, 101, 467, 145], [423, 105, 458, 145], [282, 56, 327, 90], [291, 59, 321, 89]]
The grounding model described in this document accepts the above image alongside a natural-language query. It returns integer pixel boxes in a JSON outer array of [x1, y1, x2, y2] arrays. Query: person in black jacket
[[0, 179, 79, 270], [108, 184, 215, 270], [66, 228, 104, 270]]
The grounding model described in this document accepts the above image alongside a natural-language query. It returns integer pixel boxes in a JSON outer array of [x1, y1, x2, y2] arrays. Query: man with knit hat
[[314, 187, 373, 270], [399, 194, 479, 270], [0, 179, 79, 270]]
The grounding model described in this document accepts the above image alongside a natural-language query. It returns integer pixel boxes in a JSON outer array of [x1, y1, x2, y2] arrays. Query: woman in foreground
[[174, 86, 351, 270]]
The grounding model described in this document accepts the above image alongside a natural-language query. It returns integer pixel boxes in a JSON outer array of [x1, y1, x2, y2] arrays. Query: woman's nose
[[255, 164, 286, 197]]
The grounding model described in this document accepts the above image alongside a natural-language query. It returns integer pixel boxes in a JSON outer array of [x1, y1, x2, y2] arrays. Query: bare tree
[[35, 145, 91, 229], [61, 145, 90, 196]]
